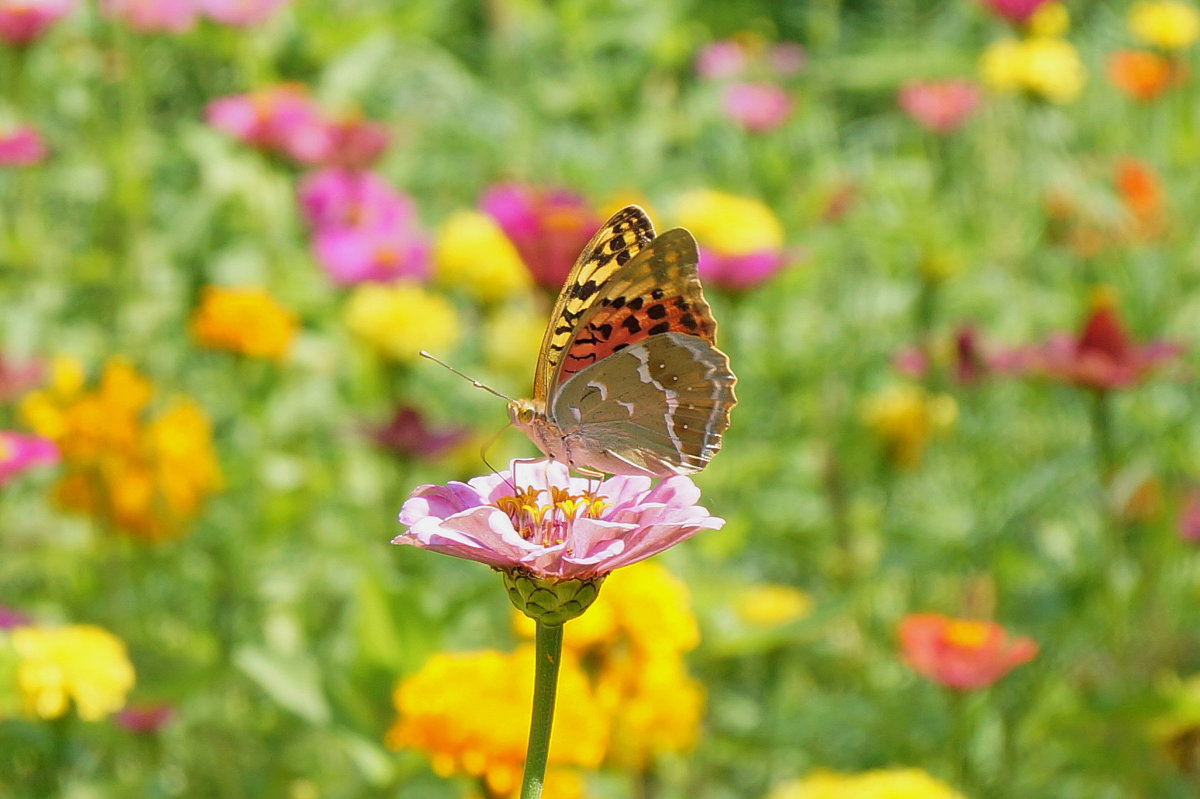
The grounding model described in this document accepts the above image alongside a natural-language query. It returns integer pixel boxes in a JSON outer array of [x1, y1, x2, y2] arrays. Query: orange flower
[[190, 286, 297, 359], [1115, 157, 1165, 238], [1107, 50, 1181, 101], [899, 613, 1037, 690]]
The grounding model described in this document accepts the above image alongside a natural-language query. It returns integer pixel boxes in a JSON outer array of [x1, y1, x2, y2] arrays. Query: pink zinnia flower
[[0, 125, 47, 166], [898, 80, 981, 134], [979, 0, 1052, 23], [298, 168, 407, 231], [205, 84, 327, 163], [312, 221, 430, 286], [395, 459, 724, 580], [721, 82, 791, 133], [318, 116, 389, 171], [100, 0, 197, 33], [196, 0, 288, 26], [695, 39, 747, 79], [697, 247, 787, 292], [0, 354, 41, 402], [0, 431, 58, 484], [995, 294, 1182, 391], [0, 0, 72, 46], [480, 183, 599, 292], [365, 406, 469, 461], [114, 702, 173, 734], [900, 613, 1038, 690]]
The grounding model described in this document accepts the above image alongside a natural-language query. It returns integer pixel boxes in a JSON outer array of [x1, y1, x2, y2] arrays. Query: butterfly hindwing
[[549, 332, 736, 475], [552, 227, 718, 387], [532, 206, 656, 401]]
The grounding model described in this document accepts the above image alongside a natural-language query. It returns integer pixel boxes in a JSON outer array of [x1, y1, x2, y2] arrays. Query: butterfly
[[507, 205, 737, 477]]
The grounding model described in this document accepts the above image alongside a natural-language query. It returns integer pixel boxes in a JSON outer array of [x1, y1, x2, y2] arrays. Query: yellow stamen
[[943, 619, 991, 650]]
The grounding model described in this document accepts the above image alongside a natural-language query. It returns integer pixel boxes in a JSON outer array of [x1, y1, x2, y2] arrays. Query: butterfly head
[[507, 398, 544, 431]]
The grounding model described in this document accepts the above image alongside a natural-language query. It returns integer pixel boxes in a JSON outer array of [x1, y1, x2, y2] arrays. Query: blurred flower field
[[4, 0, 1200, 796]]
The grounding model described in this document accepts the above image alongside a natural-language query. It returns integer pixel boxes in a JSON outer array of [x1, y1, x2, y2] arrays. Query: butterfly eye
[[518, 407, 535, 424]]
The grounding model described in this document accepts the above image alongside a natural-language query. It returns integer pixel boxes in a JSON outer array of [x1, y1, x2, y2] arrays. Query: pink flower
[[1179, 488, 1200, 544], [893, 347, 930, 379], [395, 459, 724, 580], [697, 247, 787, 291], [205, 85, 327, 163], [114, 702, 173, 733], [313, 221, 430, 286], [900, 613, 1038, 690], [298, 168, 407, 230], [0, 0, 72, 46], [721, 82, 791, 133], [695, 40, 748, 79], [0, 606, 29, 628], [0, 125, 47, 166], [0, 431, 58, 485], [480, 183, 599, 292], [318, 116, 389, 170], [898, 80, 981, 134], [196, 0, 288, 26], [979, 0, 1053, 23], [100, 0, 197, 33], [365, 407, 469, 461], [769, 42, 807, 77], [996, 295, 1182, 391]]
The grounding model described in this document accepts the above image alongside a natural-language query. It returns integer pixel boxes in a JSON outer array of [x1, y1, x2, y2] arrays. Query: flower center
[[493, 485, 610, 546], [943, 619, 990, 650]]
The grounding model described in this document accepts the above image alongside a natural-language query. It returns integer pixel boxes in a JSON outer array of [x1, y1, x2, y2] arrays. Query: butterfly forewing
[[552, 228, 718, 387], [550, 332, 736, 476], [533, 206, 656, 401]]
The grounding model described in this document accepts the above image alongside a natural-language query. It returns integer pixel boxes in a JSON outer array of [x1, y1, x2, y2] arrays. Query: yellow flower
[[1129, 1, 1200, 50], [483, 302, 546, 380], [767, 768, 964, 799], [1029, 2, 1069, 36], [19, 358, 221, 541], [861, 383, 957, 469], [386, 647, 607, 797], [190, 285, 297, 359], [10, 625, 135, 721], [434, 210, 531, 304], [344, 282, 461, 363], [735, 584, 813, 627], [595, 650, 705, 770], [673, 190, 784, 256], [980, 37, 1086, 103]]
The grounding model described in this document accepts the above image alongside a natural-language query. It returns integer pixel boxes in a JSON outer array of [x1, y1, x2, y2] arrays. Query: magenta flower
[[395, 459, 724, 580], [365, 406, 469, 461], [114, 702, 173, 734], [197, 0, 288, 26], [898, 80, 981, 134], [313, 221, 430, 286], [298, 168, 406, 230], [318, 116, 389, 171], [0, 125, 47, 166], [721, 82, 791, 133], [480, 183, 599, 292], [697, 247, 787, 292], [0, 0, 72, 46], [0, 431, 58, 485], [0, 606, 29, 629], [1179, 488, 1200, 544], [695, 39, 748, 79], [979, 0, 1052, 23], [205, 85, 328, 163], [995, 297, 1182, 391], [100, 0, 197, 33]]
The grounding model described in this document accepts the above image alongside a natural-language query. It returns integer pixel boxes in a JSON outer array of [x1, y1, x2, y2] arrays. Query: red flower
[[995, 292, 1182, 391], [479, 183, 599, 292], [900, 613, 1037, 690], [1179, 488, 1200, 544], [898, 80, 981, 134], [114, 702, 173, 734], [365, 407, 469, 461]]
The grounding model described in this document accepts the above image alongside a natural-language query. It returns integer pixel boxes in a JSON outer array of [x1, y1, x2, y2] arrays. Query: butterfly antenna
[[479, 421, 519, 493], [419, 351, 514, 402]]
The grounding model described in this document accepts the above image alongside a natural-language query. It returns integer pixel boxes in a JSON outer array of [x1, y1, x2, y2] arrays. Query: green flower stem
[[520, 620, 564, 799]]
